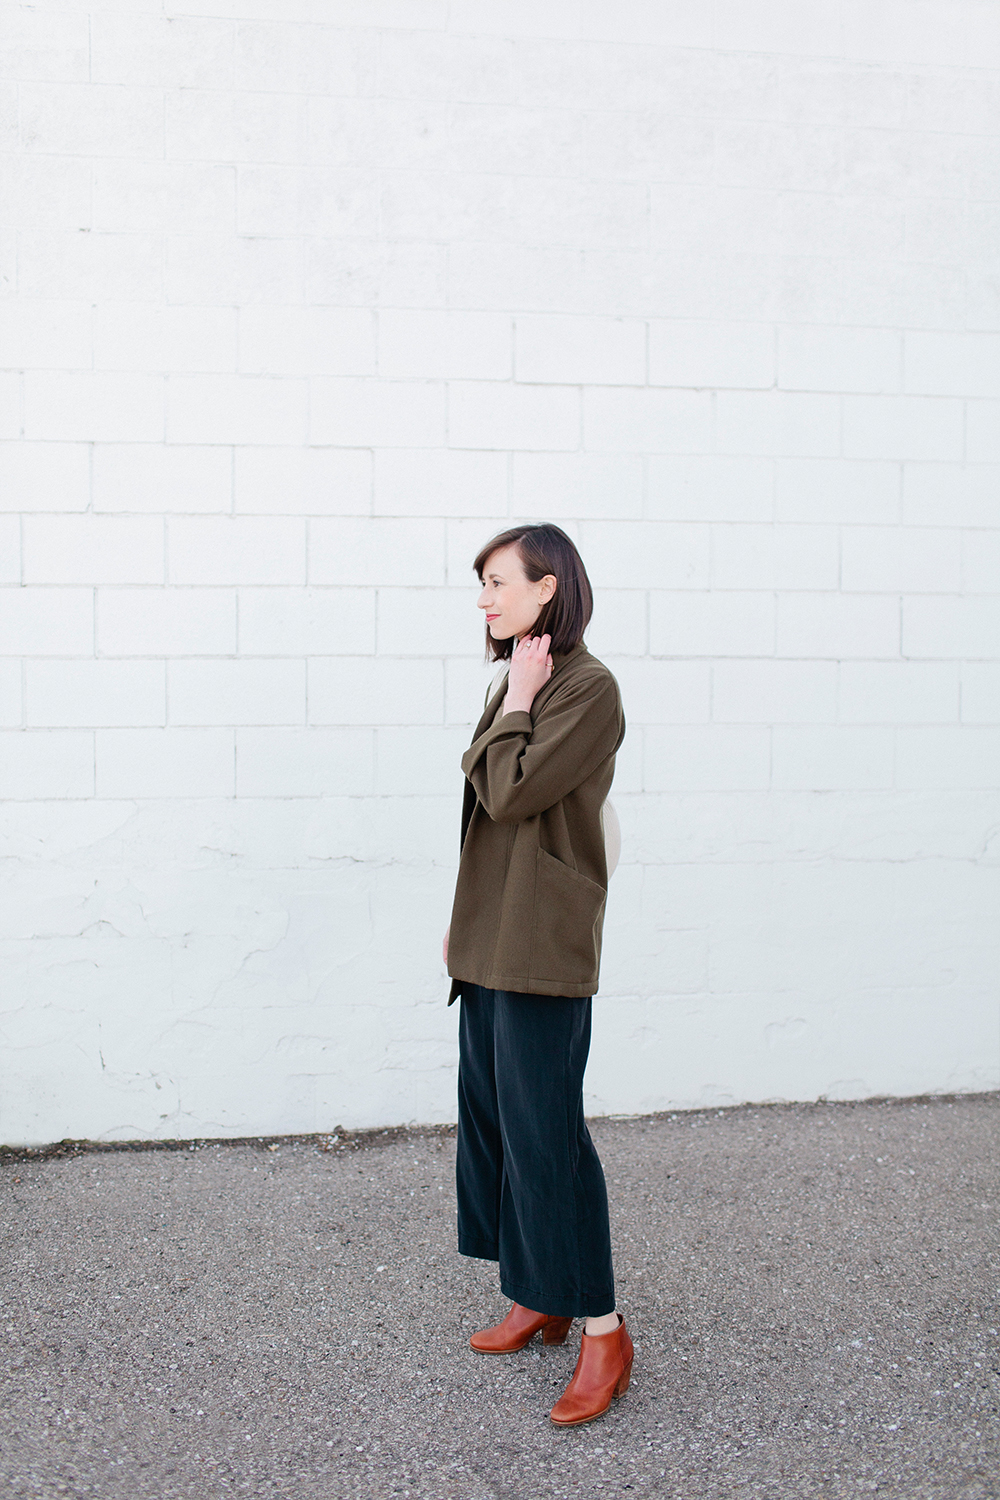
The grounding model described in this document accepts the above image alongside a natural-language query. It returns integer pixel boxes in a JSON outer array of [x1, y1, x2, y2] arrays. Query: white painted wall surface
[[1, 1, 999, 1145]]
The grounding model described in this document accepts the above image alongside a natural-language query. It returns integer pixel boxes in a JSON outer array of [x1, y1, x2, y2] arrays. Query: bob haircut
[[473, 523, 594, 665]]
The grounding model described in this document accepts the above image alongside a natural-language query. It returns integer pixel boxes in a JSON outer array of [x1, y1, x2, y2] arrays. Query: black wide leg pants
[[456, 982, 616, 1318]]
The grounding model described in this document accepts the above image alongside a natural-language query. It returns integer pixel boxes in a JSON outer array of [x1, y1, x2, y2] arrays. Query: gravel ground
[[1, 1094, 997, 1500]]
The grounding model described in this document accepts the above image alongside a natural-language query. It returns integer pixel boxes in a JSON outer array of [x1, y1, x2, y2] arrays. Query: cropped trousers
[[455, 982, 615, 1319]]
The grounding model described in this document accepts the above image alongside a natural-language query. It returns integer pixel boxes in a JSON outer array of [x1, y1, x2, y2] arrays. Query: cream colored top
[[487, 661, 620, 878]]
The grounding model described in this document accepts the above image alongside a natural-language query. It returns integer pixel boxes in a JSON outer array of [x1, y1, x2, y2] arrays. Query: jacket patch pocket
[[530, 846, 607, 988]]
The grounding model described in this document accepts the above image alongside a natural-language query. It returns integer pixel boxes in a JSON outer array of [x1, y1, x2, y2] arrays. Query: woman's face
[[477, 544, 557, 643]]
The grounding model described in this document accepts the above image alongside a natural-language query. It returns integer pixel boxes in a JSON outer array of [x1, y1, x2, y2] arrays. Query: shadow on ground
[[1, 1095, 998, 1499]]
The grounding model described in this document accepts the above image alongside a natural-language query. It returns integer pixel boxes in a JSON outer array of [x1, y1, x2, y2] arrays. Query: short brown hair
[[473, 523, 594, 664]]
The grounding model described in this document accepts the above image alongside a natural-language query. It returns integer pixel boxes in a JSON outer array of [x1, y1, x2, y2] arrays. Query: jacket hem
[[450, 969, 597, 999]]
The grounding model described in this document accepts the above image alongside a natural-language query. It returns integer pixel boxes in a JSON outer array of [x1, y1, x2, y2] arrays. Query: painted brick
[[0, 9, 90, 82], [0, 730, 93, 798], [902, 465, 1000, 527], [376, 587, 483, 657], [904, 332, 1000, 399], [235, 728, 375, 798], [380, 311, 510, 380], [311, 379, 446, 448], [90, 15, 234, 89], [236, 166, 377, 239], [20, 82, 163, 157], [169, 659, 305, 726], [967, 402, 1000, 465], [0, 660, 19, 726], [580, 520, 710, 591], [445, 517, 522, 587], [650, 185, 781, 259], [24, 372, 164, 443], [713, 0, 841, 55], [839, 663, 959, 724], [903, 598, 1000, 659], [309, 657, 443, 725], [448, 0, 584, 39], [777, 594, 900, 658], [94, 304, 237, 374], [167, 375, 307, 446], [841, 526, 962, 593], [1, 4, 998, 1138], [776, 458, 901, 524], [166, 90, 301, 164], [516, 315, 644, 385], [778, 326, 901, 393], [581, 111, 714, 186], [584, 388, 711, 453], [581, 591, 648, 657], [645, 726, 771, 791], [648, 456, 774, 523], [512, 452, 642, 520], [963, 531, 1000, 596], [607, 658, 711, 724], [0, 444, 90, 514], [713, 660, 838, 723], [237, 307, 374, 379], [309, 518, 444, 588], [772, 725, 894, 790], [0, 515, 20, 583], [27, 660, 166, 727], [235, 448, 371, 516], [843, 395, 963, 461], [450, 382, 579, 451], [896, 727, 1000, 789], [306, 239, 446, 311], [649, 592, 775, 657], [0, 299, 91, 368], [379, 31, 515, 104], [23, 515, 163, 585], [579, 0, 714, 47], [169, 517, 305, 586], [716, 391, 840, 458], [0, 375, 18, 441], [96, 728, 234, 798], [94, 161, 235, 234], [375, 449, 507, 518], [98, 588, 236, 658], [93, 445, 232, 514], [15, 229, 161, 303], [0, 588, 93, 656], [166, 234, 303, 306], [234, 22, 375, 95], [712, 524, 839, 591], [961, 664, 1000, 723], [649, 321, 774, 390], [238, 588, 375, 657], [375, 726, 471, 795]]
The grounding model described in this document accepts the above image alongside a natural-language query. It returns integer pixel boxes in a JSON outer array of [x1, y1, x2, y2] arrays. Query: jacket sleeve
[[460, 672, 621, 824]]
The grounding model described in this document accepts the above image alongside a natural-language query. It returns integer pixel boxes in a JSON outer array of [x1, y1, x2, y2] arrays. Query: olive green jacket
[[446, 640, 626, 1002]]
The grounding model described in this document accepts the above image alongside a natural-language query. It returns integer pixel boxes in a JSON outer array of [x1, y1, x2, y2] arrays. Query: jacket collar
[[549, 639, 588, 674], [477, 639, 589, 732]]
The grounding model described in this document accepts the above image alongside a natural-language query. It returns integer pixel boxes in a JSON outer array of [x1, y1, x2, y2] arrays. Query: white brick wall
[[2, 2, 998, 1144]]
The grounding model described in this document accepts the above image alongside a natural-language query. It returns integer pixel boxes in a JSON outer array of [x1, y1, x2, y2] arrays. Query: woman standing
[[442, 523, 632, 1428]]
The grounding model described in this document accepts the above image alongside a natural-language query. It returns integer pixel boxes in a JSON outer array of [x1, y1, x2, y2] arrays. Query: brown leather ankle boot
[[549, 1313, 634, 1426], [470, 1303, 574, 1354]]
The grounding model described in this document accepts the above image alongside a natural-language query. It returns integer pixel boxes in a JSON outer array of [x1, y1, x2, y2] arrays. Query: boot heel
[[543, 1317, 573, 1346], [614, 1358, 632, 1396]]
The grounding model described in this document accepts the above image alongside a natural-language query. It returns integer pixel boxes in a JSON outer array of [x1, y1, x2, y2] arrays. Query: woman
[[442, 522, 632, 1428]]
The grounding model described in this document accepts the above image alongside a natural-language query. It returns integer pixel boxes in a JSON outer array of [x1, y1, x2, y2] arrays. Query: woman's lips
[[486, 614, 499, 620]]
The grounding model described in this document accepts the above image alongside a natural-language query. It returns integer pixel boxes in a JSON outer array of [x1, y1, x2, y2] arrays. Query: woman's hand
[[443, 923, 450, 963], [503, 633, 553, 716]]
